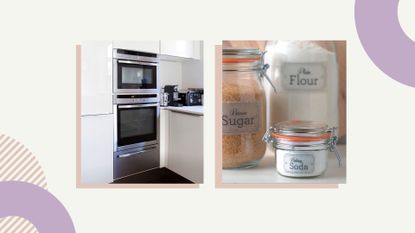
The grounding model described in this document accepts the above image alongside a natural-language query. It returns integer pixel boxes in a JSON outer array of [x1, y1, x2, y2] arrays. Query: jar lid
[[262, 121, 342, 167], [276, 120, 328, 136], [223, 48, 262, 71], [266, 120, 331, 143], [223, 48, 262, 57]]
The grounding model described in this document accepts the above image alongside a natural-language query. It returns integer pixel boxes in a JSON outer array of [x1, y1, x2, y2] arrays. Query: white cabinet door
[[81, 114, 114, 184], [159, 109, 169, 168], [192, 41, 201, 60], [81, 41, 113, 116], [112, 41, 159, 54], [167, 112, 203, 183], [160, 40, 200, 59]]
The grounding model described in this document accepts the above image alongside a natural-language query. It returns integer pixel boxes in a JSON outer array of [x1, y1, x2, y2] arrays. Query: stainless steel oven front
[[113, 49, 159, 94], [113, 94, 160, 180]]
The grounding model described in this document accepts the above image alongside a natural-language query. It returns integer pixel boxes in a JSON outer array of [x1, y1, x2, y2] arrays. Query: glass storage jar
[[264, 41, 339, 130], [222, 48, 269, 168], [263, 120, 341, 177]]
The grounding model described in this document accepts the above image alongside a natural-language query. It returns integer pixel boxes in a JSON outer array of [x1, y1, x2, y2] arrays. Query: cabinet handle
[[118, 104, 158, 109]]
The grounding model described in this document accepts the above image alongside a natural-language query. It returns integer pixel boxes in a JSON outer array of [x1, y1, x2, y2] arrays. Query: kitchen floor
[[112, 167, 194, 184]]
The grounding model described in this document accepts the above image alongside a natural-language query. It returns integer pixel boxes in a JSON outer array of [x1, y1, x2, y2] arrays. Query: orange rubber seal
[[271, 132, 331, 142], [223, 57, 260, 63]]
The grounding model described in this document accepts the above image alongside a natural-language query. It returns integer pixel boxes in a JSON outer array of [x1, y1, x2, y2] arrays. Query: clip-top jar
[[263, 120, 341, 177], [265, 41, 339, 130], [222, 48, 267, 168]]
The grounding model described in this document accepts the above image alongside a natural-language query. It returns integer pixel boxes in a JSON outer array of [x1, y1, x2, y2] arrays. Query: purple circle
[[355, 0, 415, 87], [0, 181, 75, 233]]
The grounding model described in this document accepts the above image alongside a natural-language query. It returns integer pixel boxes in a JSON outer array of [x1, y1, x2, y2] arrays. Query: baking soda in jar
[[263, 120, 341, 177]]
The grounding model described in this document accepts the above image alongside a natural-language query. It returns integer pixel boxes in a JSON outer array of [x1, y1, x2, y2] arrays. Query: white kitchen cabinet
[[81, 114, 114, 184], [160, 109, 169, 168], [167, 111, 203, 183], [160, 40, 201, 59], [112, 40, 159, 54], [81, 41, 113, 116], [192, 41, 201, 60]]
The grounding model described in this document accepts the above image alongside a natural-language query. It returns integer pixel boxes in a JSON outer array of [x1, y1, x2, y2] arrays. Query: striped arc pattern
[[0, 134, 47, 233], [0, 217, 38, 233]]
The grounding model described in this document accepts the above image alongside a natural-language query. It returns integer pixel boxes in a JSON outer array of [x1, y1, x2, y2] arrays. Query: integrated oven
[[113, 94, 160, 180], [113, 49, 159, 94]]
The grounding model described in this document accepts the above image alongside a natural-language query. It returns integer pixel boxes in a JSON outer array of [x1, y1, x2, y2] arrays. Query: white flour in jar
[[264, 41, 339, 129]]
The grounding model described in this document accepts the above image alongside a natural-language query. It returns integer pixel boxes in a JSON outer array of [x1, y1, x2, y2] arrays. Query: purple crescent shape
[[0, 181, 75, 233], [355, 0, 415, 87]]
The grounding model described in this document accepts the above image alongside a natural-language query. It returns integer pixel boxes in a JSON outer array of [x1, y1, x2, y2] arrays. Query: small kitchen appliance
[[163, 85, 181, 106], [184, 90, 203, 106]]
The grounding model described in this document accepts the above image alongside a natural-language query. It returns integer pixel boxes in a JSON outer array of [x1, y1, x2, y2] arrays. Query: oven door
[[114, 60, 158, 93], [114, 103, 159, 152]]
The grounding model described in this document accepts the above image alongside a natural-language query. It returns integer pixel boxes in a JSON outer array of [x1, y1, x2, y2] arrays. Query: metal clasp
[[328, 127, 342, 167], [262, 126, 276, 145], [259, 51, 277, 94]]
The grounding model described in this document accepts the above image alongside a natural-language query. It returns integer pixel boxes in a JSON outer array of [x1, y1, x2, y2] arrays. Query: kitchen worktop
[[222, 144, 346, 184], [161, 106, 204, 116]]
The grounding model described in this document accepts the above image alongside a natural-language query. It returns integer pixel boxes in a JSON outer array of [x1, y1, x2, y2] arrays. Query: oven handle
[[118, 60, 158, 66], [117, 146, 157, 158], [118, 104, 159, 109]]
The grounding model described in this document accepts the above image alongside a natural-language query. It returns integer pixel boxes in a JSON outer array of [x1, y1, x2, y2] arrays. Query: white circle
[[399, 0, 415, 41]]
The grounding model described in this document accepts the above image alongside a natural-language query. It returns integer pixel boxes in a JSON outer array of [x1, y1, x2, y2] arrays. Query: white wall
[[159, 60, 182, 88], [159, 43, 203, 91], [181, 43, 204, 89]]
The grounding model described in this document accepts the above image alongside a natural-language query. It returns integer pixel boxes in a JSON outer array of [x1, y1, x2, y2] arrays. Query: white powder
[[264, 41, 339, 130]]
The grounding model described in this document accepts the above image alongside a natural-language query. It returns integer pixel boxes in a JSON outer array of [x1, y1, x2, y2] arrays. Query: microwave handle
[[118, 104, 158, 109], [117, 147, 157, 158], [118, 60, 158, 66]]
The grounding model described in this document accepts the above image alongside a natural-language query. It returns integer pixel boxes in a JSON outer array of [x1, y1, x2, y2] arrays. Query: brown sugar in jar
[[222, 49, 267, 168]]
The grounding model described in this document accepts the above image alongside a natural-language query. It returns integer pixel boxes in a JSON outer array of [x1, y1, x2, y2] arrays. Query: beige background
[[0, 0, 414, 232]]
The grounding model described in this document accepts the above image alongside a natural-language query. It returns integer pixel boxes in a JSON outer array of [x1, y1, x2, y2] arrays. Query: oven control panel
[[114, 94, 159, 104]]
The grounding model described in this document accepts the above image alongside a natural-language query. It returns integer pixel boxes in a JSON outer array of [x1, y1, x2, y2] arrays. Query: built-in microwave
[[113, 49, 159, 94]]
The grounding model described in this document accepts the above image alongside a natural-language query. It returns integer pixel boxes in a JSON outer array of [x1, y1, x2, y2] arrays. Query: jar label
[[281, 63, 326, 90], [283, 153, 315, 174], [222, 102, 260, 134]]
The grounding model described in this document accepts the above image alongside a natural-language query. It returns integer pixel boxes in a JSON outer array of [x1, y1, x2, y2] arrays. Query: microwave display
[[118, 62, 156, 89]]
